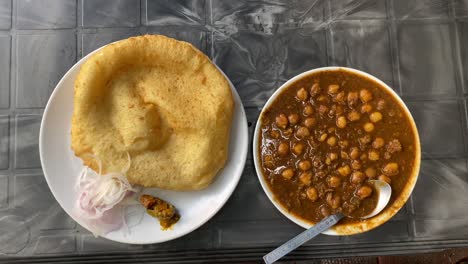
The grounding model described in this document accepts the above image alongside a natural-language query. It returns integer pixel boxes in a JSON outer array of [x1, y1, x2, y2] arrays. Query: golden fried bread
[[71, 35, 234, 190]]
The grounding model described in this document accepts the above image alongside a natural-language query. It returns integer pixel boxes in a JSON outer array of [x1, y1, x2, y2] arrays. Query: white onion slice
[[73, 155, 139, 237]]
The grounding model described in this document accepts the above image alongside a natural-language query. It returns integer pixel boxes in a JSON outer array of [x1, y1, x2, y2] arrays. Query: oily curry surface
[[258, 70, 417, 226]]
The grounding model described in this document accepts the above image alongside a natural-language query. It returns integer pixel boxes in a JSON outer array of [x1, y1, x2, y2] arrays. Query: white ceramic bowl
[[253, 67, 421, 235]]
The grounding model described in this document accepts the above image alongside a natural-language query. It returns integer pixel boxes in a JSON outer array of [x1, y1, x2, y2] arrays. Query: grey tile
[[0, 214, 30, 254], [330, 21, 394, 88], [14, 174, 75, 230], [459, 21, 468, 94], [455, 0, 468, 17], [82, 0, 140, 28], [15, 115, 41, 169], [146, 0, 206, 26], [214, 164, 284, 222], [412, 159, 468, 218], [16, 0, 76, 29], [0, 0, 11, 29], [330, 0, 387, 19], [16, 32, 76, 108], [415, 219, 468, 239], [146, 28, 205, 52], [0, 175, 7, 207], [33, 235, 76, 254], [213, 27, 327, 107], [0, 35, 10, 109], [342, 221, 409, 243], [216, 218, 340, 247], [0, 115, 8, 170], [393, 0, 449, 19], [81, 235, 132, 252], [398, 23, 457, 97], [212, 0, 290, 27], [81, 30, 142, 56], [213, 0, 326, 27], [407, 101, 465, 157], [290, 0, 327, 25]]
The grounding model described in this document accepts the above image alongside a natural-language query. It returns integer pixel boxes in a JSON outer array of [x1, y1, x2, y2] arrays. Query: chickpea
[[306, 187, 318, 201], [292, 143, 304, 155], [333, 91, 345, 104], [327, 127, 335, 133], [310, 83, 321, 96], [372, 137, 385, 149], [338, 140, 349, 149], [361, 103, 372, 113], [264, 155, 274, 169], [383, 162, 399, 176], [270, 130, 280, 139], [368, 150, 380, 161], [326, 192, 341, 209], [341, 151, 349, 159], [360, 153, 368, 161], [377, 99, 385, 110], [360, 89, 373, 103], [320, 206, 330, 217], [350, 147, 360, 159], [336, 116, 347, 128], [288, 113, 300, 125], [359, 134, 372, 145], [318, 104, 328, 115], [364, 122, 375, 132], [350, 171, 365, 184], [275, 114, 288, 129], [303, 104, 314, 116], [327, 176, 341, 188], [278, 142, 289, 155], [328, 84, 340, 94], [317, 95, 327, 102], [347, 110, 361, 121], [282, 168, 294, 180], [304, 117, 316, 128], [299, 172, 312, 185], [347, 91, 359, 107], [296, 87, 309, 101], [328, 152, 338, 161], [298, 160, 311, 171], [296, 126, 310, 138], [284, 127, 293, 136], [379, 175, 392, 184], [365, 167, 377, 178], [318, 133, 328, 142], [356, 185, 373, 199], [337, 165, 351, 176], [351, 160, 361, 170], [370, 112, 383, 123], [327, 136, 337, 146]]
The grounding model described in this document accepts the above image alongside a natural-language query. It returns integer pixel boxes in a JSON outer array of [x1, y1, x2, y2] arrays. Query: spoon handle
[[263, 213, 345, 264]]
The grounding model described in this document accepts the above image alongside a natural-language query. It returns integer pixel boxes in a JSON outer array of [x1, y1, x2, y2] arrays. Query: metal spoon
[[263, 180, 392, 264]]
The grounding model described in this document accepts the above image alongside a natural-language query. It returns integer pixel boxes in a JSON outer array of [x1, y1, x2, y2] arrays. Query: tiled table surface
[[0, 0, 467, 261]]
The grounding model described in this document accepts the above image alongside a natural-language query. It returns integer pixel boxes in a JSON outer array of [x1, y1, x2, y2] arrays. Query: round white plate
[[39, 44, 248, 244]]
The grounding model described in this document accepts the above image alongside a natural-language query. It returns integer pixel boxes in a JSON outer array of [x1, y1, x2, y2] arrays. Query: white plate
[[39, 44, 248, 244]]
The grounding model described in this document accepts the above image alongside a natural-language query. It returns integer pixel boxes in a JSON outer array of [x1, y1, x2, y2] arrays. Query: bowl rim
[[253, 66, 421, 236]]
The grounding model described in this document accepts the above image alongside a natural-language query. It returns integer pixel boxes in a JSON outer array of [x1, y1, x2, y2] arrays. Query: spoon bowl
[[263, 180, 392, 264], [361, 180, 392, 219]]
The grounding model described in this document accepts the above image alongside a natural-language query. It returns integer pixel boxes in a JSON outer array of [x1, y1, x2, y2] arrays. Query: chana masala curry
[[258, 70, 418, 226]]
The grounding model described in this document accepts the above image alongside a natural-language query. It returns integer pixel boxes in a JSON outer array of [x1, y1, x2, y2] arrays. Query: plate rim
[[39, 41, 248, 244]]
